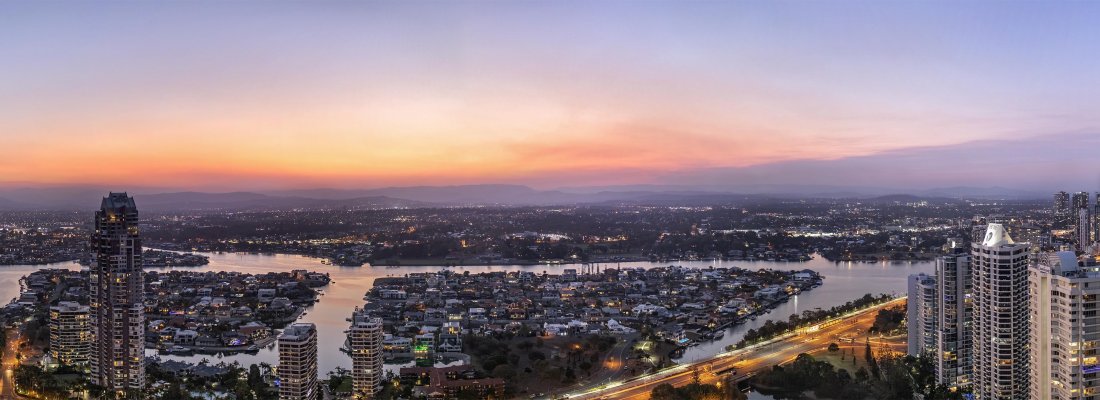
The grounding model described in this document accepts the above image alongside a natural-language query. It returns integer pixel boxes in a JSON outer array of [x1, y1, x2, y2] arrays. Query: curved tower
[[971, 224, 1029, 400]]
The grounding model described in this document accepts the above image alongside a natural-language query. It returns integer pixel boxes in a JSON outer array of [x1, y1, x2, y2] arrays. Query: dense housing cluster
[[361, 266, 821, 355], [9, 268, 329, 361]]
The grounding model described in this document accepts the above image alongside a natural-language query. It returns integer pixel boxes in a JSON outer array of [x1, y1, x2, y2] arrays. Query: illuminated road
[[558, 298, 907, 400], [1, 328, 20, 399]]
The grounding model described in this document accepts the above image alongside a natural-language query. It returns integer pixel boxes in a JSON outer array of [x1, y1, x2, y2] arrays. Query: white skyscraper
[[934, 240, 972, 389], [1029, 252, 1100, 400], [278, 323, 318, 400], [908, 273, 937, 357], [972, 224, 1030, 400], [349, 307, 384, 399]]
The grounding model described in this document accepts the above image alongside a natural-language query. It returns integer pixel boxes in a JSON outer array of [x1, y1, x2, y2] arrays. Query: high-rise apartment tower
[[934, 240, 973, 389], [349, 308, 385, 399], [50, 301, 90, 367], [972, 224, 1030, 400], [89, 193, 145, 394], [278, 323, 319, 400], [908, 273, 937, 357], [1029, 252, 1100, 400]]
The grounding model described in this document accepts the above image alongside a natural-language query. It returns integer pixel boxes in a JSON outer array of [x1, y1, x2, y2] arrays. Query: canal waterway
[[1, 253, 933, 375]]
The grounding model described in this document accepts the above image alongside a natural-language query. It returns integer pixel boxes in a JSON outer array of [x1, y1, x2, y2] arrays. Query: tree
[[872, 307, 906, 334], [650, 383, 680, 400], [926, 383, 967, 400], [912, 352, 937, 394], [492, 364, 516, 380], [163, 381, 193, 400], [249, 364, 263, 387], [865, 341, 880, 379], [578, 361, 594, 375], [652, 382, 725, 400], [563, 367, 576, 383], [751, 351, 957, 400], [528, 350, 546, 362]]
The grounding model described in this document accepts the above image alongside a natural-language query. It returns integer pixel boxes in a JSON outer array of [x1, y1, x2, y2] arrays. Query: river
[[0, 253, 932, 375]]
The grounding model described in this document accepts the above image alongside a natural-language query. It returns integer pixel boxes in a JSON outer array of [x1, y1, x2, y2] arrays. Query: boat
[[164, 346, 193, 355]]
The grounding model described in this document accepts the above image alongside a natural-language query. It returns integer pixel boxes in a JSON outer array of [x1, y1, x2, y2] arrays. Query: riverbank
[[349, 255, 656, 267], [820, 251, 940, 262], [153, 336, 278, 355], [683, 288, 819, 345]]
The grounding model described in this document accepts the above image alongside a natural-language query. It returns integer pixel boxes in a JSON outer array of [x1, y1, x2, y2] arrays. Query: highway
[[558, 297, 907, 400]]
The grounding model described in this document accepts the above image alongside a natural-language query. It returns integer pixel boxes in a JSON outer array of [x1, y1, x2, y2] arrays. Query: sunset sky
[[3, 1, 1100, 191]]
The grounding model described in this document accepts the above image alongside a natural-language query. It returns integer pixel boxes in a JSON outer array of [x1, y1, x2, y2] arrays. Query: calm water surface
[[0, 253, 932, 375]]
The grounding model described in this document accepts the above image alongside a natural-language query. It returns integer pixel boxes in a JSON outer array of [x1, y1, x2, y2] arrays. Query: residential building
[[1073, 192, 1090, 216], [349, 307, 384, 399], [1029, 251, 1100, 400], [89, 193, 145, 394], [934, 240, 972, 389], [1055, 191, 1072, 229], [49, 301, 90, 367], [400, 365, 505, 399], [278, 323, 318, 400], [907, 273, 936, 357], [1094, 192, 1100, 248], [972, 223, 1030, 400], [1079, 208, 1092, 251]]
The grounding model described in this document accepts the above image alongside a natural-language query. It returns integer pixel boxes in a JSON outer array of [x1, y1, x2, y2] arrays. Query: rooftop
[[279, 322, 316, 342], [101, 192, 137, 211]]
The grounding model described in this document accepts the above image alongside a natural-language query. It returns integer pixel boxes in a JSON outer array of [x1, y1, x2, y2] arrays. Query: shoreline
[[150, 336, 279, 355], [55, 251, 928, 376], [0, 252, 943, 267]]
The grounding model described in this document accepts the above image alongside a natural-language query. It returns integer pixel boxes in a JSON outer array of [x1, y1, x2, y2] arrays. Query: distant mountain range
[[268, 185, 767, 205], [137, 192, 427, 211], [0, 188, 428, 212], [0, 184, 1050, 211]]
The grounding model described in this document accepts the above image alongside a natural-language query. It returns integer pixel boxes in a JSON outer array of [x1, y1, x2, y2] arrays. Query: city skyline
[[8, 2, 1100, 398], [4, 2, 1100, 191], [6, 189, 1100, 399]]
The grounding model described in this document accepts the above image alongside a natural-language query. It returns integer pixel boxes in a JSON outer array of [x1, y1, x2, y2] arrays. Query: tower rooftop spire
[[981, 223, 1014, 247], [100, 192, 136, 210]]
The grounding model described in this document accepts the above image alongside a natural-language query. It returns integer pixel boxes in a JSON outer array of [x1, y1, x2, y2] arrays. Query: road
[[541, 334, 638, 398], [558, 298, 907, 400], [583, 334, 637, 387], [1, 328, 21, 399]]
